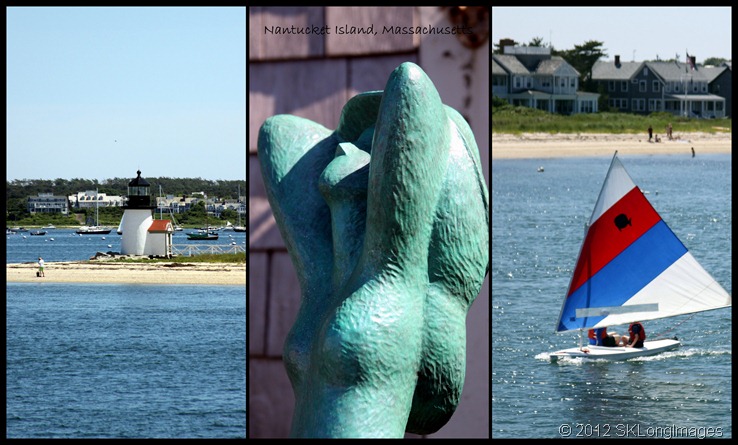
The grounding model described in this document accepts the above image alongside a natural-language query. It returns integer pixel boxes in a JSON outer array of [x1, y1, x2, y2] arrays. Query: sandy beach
[[492, 132, 731, 159], [7, 261, 246, 286]]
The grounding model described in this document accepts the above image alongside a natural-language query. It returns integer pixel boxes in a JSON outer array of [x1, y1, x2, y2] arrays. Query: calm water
[[6, 283, 246, 438], [492, 154, 731, 439], [6, 229, 247, 264]]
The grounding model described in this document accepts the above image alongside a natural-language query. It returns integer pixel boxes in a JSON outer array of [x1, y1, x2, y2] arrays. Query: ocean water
[[6, 283, 246, 438], [6, 229, 247, 264], [492, 153, 731, 439]]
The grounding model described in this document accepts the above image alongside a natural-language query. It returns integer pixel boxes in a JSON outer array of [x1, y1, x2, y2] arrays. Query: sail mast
[[555, 152, 731, 333]]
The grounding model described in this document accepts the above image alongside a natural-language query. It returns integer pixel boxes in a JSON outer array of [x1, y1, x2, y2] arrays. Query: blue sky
[[7, 7, 246, 181], [492, 7, 731, 63]]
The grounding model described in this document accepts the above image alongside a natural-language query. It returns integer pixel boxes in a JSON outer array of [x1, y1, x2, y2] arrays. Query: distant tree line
[[6, 177, 246, 201], [5, 177, 246, 225]]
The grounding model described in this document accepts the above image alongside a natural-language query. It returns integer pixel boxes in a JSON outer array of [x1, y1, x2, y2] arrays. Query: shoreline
[[492, 131, 731, 159], [7, 261, 246, 286]]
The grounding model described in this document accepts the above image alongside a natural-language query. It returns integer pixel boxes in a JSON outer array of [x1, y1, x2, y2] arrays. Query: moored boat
[[187, 230, 219, 240], [77, 188, 111, 234], [76, 226, 113, 235]]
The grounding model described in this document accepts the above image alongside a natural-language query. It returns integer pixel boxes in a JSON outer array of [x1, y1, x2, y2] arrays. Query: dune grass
[[492, 101, 731, 135], [109, 253, 246, 264]]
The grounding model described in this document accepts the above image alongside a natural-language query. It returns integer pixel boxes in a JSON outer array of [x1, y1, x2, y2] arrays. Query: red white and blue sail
[[556, 153, 731, 333]]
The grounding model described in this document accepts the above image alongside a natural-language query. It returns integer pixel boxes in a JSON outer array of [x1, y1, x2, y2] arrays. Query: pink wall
[[249, 7, 490, 438]]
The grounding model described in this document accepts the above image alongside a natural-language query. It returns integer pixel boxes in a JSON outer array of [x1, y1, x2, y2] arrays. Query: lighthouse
[[120, 170, 173, 256]]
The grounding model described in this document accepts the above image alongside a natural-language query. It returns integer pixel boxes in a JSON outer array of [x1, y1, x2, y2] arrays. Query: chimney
[[615, 55, 620, 66], [500, 38, 515, 54]]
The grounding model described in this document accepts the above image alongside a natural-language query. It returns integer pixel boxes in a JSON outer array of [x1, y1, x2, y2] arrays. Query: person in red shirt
[[622, 322, 646, 348]]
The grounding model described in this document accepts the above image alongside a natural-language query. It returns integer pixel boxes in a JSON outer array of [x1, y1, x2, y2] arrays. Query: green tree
[[493, 38, 517, 54], [219, 208, 238, 222], [555, 40, 608, 92], [703, 57, 729, 66]]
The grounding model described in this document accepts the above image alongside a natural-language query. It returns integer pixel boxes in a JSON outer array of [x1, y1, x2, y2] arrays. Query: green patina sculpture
[[258, 62, 489, 438]]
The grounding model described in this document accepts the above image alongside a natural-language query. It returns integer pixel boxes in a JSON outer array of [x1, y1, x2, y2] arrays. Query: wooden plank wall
[[248, 6, 489, 438]]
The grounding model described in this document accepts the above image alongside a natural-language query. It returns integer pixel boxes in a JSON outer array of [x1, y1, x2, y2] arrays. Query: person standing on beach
[[647, 125, 653, 142], [37, 257, 45, 277], [667, 123, 673, 140]]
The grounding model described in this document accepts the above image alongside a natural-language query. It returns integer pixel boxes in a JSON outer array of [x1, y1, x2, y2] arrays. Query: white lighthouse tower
[[120, 170, 157, 255]]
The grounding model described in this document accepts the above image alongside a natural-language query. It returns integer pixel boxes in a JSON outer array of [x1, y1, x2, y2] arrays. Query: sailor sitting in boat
[[587, 327, 618, 347], [620, 322, 646, 348]]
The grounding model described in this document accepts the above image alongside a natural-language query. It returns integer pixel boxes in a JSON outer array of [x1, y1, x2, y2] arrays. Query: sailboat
[[233, 184, 246, 232], [187, 199, 219, 240], [157, 185, 183, 231], [550, 152, 731, 362], [76, 189, 112, 234]]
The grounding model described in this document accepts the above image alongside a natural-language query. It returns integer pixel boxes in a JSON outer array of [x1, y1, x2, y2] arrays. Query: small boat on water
[[30, 230, 47, 236], [42, 224, 57, 229], [221, 221, 235, 231], [187, 211, 219, 240], [233, 185, 246, 232], [187, 230, 219, 240], [76, 226, 113, 235], [77, 188, 112, 235], [549, 152, 731, 362]]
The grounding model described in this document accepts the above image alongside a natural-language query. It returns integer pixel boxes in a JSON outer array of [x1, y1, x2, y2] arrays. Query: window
[[610, 98, 628, 110], [621, 81, 628, 92], [652, 80, 660, 92], [639, 80, 647, 92], [608, 80, 615, 92], [643, 67, 649, 76]]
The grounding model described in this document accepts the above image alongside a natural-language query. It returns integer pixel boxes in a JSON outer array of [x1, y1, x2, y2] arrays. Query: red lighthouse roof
[[148, 219, 173, 233]]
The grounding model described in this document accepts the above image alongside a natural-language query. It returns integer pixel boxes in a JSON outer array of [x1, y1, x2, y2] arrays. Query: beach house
[[592, 55, 730, 118], [27, 193, 70, 215], [492, 45, 599, 115]]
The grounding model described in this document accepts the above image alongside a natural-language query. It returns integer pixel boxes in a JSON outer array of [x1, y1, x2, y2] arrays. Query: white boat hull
[[550, 338, 681, 362]]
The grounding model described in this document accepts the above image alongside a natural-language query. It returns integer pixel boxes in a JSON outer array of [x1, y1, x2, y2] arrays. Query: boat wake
[[538, 347, 730, 364], [632, 347, 731, 361]]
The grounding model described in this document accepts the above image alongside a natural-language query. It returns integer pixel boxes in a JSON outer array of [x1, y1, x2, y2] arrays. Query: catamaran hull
[[550, 338, 681, 362]]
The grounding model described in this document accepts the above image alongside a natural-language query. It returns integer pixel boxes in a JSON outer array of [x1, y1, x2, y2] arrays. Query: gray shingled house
[[592, 55, 729, 118], [492, 46, 599, 115]]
